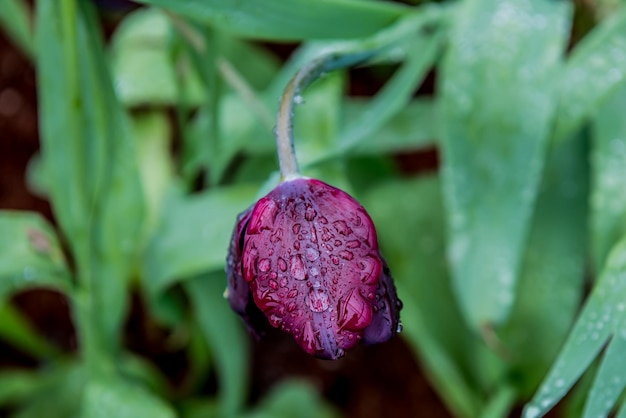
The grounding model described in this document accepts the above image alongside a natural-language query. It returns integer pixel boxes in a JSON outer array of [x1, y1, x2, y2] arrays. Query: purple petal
[[362, 257, 402, 345], [227, 177, 402, 359]]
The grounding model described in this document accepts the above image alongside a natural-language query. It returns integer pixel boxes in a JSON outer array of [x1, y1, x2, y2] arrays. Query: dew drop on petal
[[338, 289, 372, 331], [290, 255, 307, 280], [307, 288, 330, 312], [357, 255, 382, 285], [333, 220, 352, 235], [277, 257, 287, 271], [305, 207, 317, 221], [339, 250, 354, 261], [258, 258, 271, 273], [306, 247, 320, 261]]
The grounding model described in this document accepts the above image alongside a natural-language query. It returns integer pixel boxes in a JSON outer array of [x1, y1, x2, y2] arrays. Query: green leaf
[[186, 273, 249, 417], [111, 7, 204, 107], [244, 380, 340, 418], [522, 237, 626, 418], [554, 8, 626, 142], [13, 363, 84, 418], [439, 0, 572, 329], [37, 0, 146, 357], [0, 211, 70, 300], [81, 378, 175, 418], [0, 303, 60, 359], [590, 83, 626, 272], [500, 132, 588, 397], [0, 0, 33, 58], [347, 98, 438, 155], [362, 177, 490, 418], [132, 111, 175, 238], [143, 185, 257, 322], [134, 0, 408, 41]]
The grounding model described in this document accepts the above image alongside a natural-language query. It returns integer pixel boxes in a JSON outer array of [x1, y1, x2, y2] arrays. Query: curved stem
[[275, 60, 318, 180]]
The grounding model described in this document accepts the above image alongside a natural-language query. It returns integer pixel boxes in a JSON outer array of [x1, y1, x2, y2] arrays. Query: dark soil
[[0, 18, 452, 418]]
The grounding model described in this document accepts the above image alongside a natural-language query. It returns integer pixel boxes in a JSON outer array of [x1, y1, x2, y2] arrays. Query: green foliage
[[1, 0, 626, 417]]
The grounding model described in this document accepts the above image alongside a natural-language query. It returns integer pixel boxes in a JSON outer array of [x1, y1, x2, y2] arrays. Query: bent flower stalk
[[226, 56, 401, 360]]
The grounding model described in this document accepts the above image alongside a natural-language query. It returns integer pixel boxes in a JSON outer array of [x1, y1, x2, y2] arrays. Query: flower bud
[[226, 178, 401, 359]]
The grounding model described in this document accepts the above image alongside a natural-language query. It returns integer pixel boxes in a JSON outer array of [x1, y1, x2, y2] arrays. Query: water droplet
[[306, 247, 319, 261], [338, 289, 372, 331], [330, 255, 340, 265], [23, 266, 35, 280], [278, 257, 287, 271], [339, 250, 354, 261], [292, 223, 301, 234], [334, 240, 342, 247], [258, 258, 271, 273], [307, 288, 330, 312], [269, 271, 278, 279], [290, 255, 307, 280], [333, 220, 352, 235], [269, 280, 279, 290], [346, 240, 361, 249], [305, 207, 317, 221], [247, 198, 278, 234], [294, 241, 301, 250], [294, 94, 305, 105], [357, 255, 381, 284], [524, 406, 540, 418]]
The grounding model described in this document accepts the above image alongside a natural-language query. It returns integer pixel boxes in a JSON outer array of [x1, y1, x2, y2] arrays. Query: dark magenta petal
[[362, 258, 402, 345], [226, 206, 268, 339], [227, 177, 402, 359]]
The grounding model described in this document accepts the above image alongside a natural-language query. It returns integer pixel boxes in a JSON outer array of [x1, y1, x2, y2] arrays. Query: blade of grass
[[134, 0, 408, 41]]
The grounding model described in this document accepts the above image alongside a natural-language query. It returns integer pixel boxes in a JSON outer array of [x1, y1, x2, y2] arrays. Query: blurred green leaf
[[500, 132, 588, 397], [37, 0, 146, 363], [328, 29, 443, 162], [439, 0, 572, 329], [0, 303, 60, 359], [132, 111, 175, 239], [134, 0, 408, 41], [244, 380, 340, 418], [347, 98, 438, 155], [81, 377, 175, 418], [362, 177, 490, 418], [590, 83, 626, 272], [0, 211, 70, 300], [111, 7, 204, 107], [143, 184, 257, 322], [295, 72, 344, 167], [554, 8, 626, 142], [187, 273, 249, 417], [0, 0, 33, 58], [523, 237, 626, 418], [13, 364, 84, 418]]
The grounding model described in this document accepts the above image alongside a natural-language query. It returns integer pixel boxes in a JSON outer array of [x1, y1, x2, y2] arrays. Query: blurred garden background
[[1, 0, 626, 417]]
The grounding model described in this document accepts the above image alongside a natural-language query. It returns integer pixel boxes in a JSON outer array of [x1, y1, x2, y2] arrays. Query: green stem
[[275, 53, 375, 181]]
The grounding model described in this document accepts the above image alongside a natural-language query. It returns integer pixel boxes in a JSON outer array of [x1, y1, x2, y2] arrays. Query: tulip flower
[[225, 55, 401, 359]]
